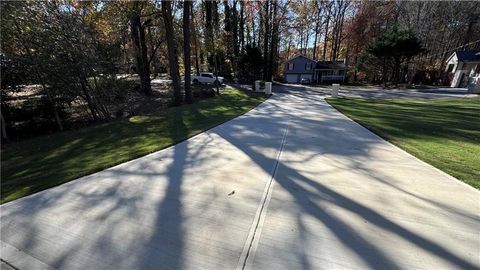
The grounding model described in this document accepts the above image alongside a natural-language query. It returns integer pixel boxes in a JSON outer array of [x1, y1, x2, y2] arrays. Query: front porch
[[315, 69, 345, 83]]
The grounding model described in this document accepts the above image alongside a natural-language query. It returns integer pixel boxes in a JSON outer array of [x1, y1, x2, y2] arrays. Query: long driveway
[[1, 86, 479, 270]]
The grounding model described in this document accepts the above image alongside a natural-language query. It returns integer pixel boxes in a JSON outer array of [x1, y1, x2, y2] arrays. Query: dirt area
[[2, 75, 222, 141]]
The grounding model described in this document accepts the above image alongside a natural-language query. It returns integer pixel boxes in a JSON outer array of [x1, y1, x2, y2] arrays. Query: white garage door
[[286, 74, 298, 83]]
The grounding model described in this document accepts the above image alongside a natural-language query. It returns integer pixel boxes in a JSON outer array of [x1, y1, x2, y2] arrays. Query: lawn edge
[[325, 97, 480, 192], [1, 88, 270, 204]]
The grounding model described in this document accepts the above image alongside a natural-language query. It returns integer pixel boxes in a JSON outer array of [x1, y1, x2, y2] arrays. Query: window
[[288, 63, 294, 70], [305, 63, 312, 70], [447, 64, 454, 73], [323, 70, 334, 76], [338, 70, 345, 76], [201, 74, 213, 78]]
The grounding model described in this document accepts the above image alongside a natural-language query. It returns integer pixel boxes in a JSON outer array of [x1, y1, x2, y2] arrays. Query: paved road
[[1, 86, 479, 269], [275, 83, 477, 99]]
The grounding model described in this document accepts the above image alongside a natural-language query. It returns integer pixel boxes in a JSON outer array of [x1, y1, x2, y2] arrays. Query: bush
[[259, 80, 266, 89], [193, 85, 217, 99], [3, 96, 67, 139], [237, 46, 264, 83]]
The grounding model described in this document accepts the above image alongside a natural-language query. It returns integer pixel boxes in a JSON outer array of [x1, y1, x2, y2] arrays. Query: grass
[[1, 88, 268, 203], [326, 97, 480, 189]]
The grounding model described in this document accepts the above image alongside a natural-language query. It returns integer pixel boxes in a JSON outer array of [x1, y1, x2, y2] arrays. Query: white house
[[445, 51, 480, 93]]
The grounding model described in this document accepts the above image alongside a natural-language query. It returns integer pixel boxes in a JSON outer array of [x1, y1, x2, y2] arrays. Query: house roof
[[285, 55, 347, 69], [456, 51, 480, 61], [448, 51, 480, 62], [286, 55, 317, 63], [315, 61, 346, 70]]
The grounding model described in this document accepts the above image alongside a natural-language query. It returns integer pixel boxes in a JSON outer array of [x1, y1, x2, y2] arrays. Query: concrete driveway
[[1, 86, 479, 270]]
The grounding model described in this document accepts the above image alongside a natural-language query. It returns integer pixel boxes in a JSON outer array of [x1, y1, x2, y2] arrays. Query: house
[[315, 61, 346, 83], [445, 50, 480, 93], [284, 55, 316, 83], [284, 55, 346, 84]]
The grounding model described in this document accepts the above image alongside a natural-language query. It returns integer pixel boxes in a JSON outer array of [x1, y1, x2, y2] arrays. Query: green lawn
[[1, 88, 268, 203], [326, 97, 480, 189]]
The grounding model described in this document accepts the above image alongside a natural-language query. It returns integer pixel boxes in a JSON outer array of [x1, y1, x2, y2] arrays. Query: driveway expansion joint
[[236, 124, 290, 270]]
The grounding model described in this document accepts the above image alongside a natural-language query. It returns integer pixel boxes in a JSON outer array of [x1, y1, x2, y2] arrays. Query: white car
[[191, 72, 225, 85]]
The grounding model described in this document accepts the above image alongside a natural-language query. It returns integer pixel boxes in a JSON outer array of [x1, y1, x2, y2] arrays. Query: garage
[[300, 74, 313, 83], [286, 74, 298, 83], [284, 55, 317, 84]]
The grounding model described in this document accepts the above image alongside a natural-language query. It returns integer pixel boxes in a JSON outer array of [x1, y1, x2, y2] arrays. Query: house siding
[[446, 51, 480, 89], [284, 56, 316, 83]]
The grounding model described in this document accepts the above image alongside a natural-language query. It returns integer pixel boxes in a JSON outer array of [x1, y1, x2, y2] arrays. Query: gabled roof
[[286, 55, 317, 63], [456, 51, 480, 61], [447, 51, 480, 62], [315, 61, 346, 70], [285, 55, 347, 69]]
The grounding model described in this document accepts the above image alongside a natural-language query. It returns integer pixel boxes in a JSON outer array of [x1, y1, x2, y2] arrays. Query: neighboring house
[[284, 55, 316, 83], [445, 50, 480, 93], [284, 55, 346, 84]]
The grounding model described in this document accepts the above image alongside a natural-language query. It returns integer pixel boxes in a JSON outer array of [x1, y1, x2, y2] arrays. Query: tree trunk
[[353, 56, 358, 82], [246, 22, 251, 46], [305, 29, 310, 56], [286, 38, 292, 59], [330, 8, 339, 61], [36, 71, 64, 131], [262, 1, 270, 81], [330, 11, 339, 61], [394, 57, 401, 86], [251, 12, 256, 46], [79, 75, 99, 121], [183, 1, 193, 104], [333, 6, 346, 62], [232, 1, 239, 58], [268, 0, 278, 80], [191, 3, 200, 75], [91, 74, 111, 119], [239, 0, 245, 51], [130, 3, 152, 96], [162, 0, 182, 105], [232, 1, 239, 76], [223, 0, 237, 76], [299, 29, 304, 55], [382, 57, 387, 87], [204, 0, 220, 94], [322, 13, 330, 60], [204, 1, 214, 65], [313, 6, 321, 60], [1, 108, 8, 141]]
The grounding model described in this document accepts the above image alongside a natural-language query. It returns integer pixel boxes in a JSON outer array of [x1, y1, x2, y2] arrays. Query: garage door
[[300, 74, 313, 81], [286, 74, 298, 83]]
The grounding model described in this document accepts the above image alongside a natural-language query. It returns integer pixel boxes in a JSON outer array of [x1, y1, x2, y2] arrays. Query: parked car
[[191, 72, 225, 85], [300, 77, 311, 84]]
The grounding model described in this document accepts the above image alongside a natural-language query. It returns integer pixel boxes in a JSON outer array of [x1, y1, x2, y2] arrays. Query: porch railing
[[320, 75, 344, 82]]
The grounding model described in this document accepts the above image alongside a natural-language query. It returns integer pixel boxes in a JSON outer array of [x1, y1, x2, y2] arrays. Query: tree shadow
[[213, 91, 479, 269], [0, 113, 196, 269], [137, 116, 189, 269], [0, 86, 478, 269]]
